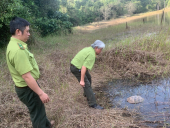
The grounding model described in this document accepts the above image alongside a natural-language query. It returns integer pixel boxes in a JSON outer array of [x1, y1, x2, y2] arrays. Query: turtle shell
[[127, 95, 144, 104]]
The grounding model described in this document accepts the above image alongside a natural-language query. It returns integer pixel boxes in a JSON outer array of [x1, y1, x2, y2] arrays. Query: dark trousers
[[15, 86, 51, 128], [70, 65, 96, 106]]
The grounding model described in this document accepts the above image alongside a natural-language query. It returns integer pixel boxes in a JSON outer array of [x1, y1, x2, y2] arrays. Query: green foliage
[[60, 0, 167, 26], [35, 12, 73, 36], [167, 0, 170, 7], [35, 18, 61, 36], [0, 0, 72, 47], [66, 1, 104, 25], [0, 0, 28, 26], [0, 0, 30, 48], [61, 0, 67, 7]]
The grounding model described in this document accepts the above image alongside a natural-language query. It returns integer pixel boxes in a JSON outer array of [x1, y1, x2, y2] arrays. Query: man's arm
[[22, 72, 49, 103], [80, 66, 86, 87]]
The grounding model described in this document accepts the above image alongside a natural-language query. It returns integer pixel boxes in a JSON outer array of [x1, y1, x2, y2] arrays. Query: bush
[[0, 0, 30, 47], [0, 0, 73, 47], [34, 12, 73, 36], [0, 22, 10, 48]]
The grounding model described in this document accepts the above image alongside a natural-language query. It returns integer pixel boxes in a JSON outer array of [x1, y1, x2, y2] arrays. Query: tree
[[125, 1, 136, 15], [112, 0, 125, 16], [100, 4, 113, 20]]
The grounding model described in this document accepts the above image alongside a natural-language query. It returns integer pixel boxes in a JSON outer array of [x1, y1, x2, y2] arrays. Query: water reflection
[[130, 11, 170, 25], [104, 78, 170, 126]]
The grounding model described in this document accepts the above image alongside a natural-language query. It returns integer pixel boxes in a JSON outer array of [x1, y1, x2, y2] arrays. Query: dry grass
[[0, 11, 170, 128], [96, 34, 170, 82]]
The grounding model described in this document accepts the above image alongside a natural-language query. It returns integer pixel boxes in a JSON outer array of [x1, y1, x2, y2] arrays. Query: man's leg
[[15, 86, 51, 128], [84, 71, 103, 109], [83, 76, 96, 106], [70, 65, 96, 106], [84, 70, 95, 96], [85, 70, 91, 85]]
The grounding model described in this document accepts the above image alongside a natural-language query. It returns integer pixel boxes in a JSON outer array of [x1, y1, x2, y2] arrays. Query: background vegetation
[[0, 0, 169, 47]]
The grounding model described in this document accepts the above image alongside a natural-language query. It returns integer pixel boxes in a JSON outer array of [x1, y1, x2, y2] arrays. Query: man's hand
[[80, 80, 85, 87], [22, 72, 50, 104], [39, 92, 50, 103], [80, 66, 86, 88]]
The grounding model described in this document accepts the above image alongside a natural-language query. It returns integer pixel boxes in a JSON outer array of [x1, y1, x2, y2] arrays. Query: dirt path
[[75, 8, 170, 31]]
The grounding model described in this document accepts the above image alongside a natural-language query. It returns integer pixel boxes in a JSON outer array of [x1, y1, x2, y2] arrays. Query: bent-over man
[[70, 40, 105, 109]]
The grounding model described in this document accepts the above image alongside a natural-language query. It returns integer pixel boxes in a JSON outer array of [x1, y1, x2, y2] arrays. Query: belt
[[15, 85, 28, 88], [70, 63, 81, 72], [70, 63, 75, 67]]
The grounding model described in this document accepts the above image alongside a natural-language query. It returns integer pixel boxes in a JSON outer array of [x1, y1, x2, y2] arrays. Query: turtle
[[127, 95, 144, 104]]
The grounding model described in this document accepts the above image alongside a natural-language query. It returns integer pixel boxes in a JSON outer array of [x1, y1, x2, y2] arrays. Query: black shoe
[[90, 104, 104, 110]]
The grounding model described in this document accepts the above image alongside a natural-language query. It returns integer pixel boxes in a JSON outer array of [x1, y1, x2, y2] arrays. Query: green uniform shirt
[[6, 37, 40, 87], [71, 47, 95, 70]]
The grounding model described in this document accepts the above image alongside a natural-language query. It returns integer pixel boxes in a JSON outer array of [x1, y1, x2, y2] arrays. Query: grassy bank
[[0, 15, 170, 128]]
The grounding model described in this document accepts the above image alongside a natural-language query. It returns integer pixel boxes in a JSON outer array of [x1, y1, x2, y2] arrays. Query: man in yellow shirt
[[6, 17, 54, 128], [70, 40, 105, 109]]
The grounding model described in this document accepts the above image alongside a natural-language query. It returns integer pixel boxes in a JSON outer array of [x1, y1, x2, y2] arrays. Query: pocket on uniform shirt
[[29, 52, 36, 66]]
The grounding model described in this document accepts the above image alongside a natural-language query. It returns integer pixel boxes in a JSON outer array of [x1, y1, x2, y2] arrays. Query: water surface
[[103, 10, 170, 127], [104, 78, 170, 126]]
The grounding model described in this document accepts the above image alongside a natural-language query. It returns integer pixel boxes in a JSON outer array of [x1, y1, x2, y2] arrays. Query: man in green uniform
[[6, 17, 54, 128], [70, 40, 105, 109]]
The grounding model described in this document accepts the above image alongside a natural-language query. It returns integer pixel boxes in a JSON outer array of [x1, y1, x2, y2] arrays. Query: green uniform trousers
[[70, 64, 97, 106], [15, 85, 51, 128]]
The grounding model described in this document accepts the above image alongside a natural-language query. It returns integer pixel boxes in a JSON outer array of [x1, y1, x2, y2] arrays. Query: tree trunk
[[161, 11, 164, 25], [157, 3, 159, 10], [126, 22, 128, 29]]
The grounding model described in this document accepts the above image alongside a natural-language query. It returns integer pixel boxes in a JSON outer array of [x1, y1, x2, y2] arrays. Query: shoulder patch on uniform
[[17, 43, 25, 50]]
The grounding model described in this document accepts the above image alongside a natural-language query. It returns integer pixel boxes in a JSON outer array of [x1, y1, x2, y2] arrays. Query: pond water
[[104, 78, 170, 127], [102, 11, 170, 127], [130, 10, 170, 25]]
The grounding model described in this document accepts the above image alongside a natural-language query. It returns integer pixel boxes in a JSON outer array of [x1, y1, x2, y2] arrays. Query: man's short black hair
[[10, 17, 30, 35]]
